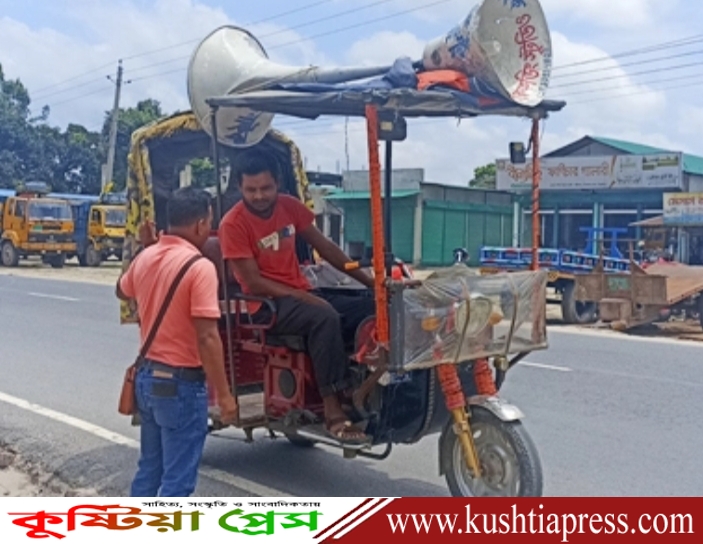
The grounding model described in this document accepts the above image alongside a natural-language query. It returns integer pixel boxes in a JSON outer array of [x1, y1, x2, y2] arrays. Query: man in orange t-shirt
[[116, 187, 237, 497], [219, 148, 376, 445]]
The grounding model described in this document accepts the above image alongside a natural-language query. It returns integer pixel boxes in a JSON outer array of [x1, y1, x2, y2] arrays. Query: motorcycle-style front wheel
[[440, 406, 543, 497]]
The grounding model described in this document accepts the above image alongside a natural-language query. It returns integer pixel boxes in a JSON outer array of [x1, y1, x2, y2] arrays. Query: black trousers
[[253, 290, 376, 397]]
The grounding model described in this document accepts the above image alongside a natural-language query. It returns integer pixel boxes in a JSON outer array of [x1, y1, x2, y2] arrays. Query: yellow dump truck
[[55, 192, 126, 266], [0, 182, 76, 268]]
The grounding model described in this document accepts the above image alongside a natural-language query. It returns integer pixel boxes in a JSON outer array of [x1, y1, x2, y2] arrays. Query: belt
[[140, 360, 206, 382]]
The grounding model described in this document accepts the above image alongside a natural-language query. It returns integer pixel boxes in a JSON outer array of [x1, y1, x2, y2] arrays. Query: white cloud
[[346, 30, 426, 65], [277, 114, 512, 185], [541, 32, 671, 145], [380, 0, 663, 30], [678, 107, 703, 137], [0, 0, 331, 131], [540, 0, 659, 28], [1, 0, 701, 187]]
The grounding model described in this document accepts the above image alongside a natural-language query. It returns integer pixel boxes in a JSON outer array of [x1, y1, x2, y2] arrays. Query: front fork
[[437, 357, 502, 478]]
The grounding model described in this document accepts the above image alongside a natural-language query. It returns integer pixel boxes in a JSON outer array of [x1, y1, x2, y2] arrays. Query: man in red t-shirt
[[219, 148, 375, 444]]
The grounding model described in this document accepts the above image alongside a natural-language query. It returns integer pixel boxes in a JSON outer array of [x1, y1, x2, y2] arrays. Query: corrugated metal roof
[[325, 190, 420, 200], [630, 215, 664, 227], [591, 136, 703, 177]]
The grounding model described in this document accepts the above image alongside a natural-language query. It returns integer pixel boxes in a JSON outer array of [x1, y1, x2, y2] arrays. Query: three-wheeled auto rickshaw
[[121, 0, 565, 496]]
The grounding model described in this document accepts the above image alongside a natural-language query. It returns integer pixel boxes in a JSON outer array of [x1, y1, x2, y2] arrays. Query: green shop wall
[[421, 200, 513, 266], [335, 195, 417, 263]]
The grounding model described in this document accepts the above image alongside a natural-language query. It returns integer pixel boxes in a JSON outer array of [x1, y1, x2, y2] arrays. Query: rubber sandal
[[325, 417, 369, 445]]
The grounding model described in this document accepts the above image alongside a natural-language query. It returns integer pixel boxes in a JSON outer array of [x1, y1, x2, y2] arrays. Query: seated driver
[[219, 148, 376, 445]]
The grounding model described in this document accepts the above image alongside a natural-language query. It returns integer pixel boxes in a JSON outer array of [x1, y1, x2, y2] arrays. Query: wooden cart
[[574, 260, 703, 330]]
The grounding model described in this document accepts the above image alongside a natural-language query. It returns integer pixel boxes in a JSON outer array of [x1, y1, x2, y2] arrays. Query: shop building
[[323, 168, 513, 266], [496, 136, 703, 261]]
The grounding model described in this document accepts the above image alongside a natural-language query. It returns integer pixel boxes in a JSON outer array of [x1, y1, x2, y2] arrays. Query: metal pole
[[364, 105, 389, 348], [210, 106, 237, 413], [104, 60, 123, 192], [384, 141, 393, 275], [530, 118, 541, 271]]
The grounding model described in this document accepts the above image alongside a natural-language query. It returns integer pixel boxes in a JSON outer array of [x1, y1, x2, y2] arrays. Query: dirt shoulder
[[0, 259, 121, 286], [0, 446, 95, 497]]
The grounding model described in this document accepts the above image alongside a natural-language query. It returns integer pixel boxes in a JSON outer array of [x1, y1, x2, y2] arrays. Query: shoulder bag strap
[[136, 254, 203, 363]]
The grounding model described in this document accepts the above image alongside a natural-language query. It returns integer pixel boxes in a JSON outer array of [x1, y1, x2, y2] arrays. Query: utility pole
[[104, 59, 124, 192]]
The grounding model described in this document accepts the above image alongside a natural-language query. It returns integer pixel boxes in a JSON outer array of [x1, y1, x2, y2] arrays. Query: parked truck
[[0, 182, 76, 268], [50, 192, 126, 266], [479, 227, 638, 324]]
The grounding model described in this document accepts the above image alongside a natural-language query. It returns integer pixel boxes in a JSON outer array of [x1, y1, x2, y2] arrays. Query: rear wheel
[[1, 241, 19, 267], [85, 245, 102, 267], [441, 407, 543, 497], [48, 254, 66, 269], [561, 281, 596, 324]]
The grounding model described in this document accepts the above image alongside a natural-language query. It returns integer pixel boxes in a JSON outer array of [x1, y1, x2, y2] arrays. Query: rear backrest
[[201, 235, 241, 298]]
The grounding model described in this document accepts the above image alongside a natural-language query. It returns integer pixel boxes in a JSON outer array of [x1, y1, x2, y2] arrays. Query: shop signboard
[[663, 192, 703, 225], [496, 153, 683, 192]]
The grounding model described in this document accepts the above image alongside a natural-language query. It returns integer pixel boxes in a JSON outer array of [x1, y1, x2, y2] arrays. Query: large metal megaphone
[[187, 0, 553, 148], [422, 0, 552, 107], [187, 26, 392, 148]]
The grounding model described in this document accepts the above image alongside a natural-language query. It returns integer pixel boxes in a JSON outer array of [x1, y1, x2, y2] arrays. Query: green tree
[[101, 99, 163, 189], [1, 64, 168, 194], [189, 158, 215, 188], [469, 163, 497, 189], [0, 63, 105, 193], [0, 64, 35, 188], [61, 124, 102, 193]]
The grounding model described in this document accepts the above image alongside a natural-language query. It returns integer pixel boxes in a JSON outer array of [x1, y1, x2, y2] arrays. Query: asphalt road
[[1, 274, 702, 497]]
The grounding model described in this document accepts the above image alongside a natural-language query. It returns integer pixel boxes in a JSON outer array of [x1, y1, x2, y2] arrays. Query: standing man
[[219, 148, 376, 445], [116, 186, 237, 497]]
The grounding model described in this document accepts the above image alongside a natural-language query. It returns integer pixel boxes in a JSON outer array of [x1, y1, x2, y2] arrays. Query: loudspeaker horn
[[187, 26, 391, 148], [421, 0, 552, 106]]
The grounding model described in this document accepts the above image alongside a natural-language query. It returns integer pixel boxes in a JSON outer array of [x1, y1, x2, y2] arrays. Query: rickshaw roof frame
[[200, 85, 563, 397], [204, 88, 565, 121]]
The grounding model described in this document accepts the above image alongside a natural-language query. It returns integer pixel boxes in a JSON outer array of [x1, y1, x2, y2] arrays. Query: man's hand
[[217, 393, 238, 425], [229, 257, 333, 304], [139, 220, 160, 247], [299, 224, 374, 288]]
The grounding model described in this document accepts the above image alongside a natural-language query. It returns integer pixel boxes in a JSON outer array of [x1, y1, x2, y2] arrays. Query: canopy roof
[[205, 59, 566, 121], [207, 87, 565, 120], [630, 216, 664, 228]]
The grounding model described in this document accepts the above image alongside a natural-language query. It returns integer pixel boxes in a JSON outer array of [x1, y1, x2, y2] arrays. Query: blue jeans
[[130, 364, 209, 497]]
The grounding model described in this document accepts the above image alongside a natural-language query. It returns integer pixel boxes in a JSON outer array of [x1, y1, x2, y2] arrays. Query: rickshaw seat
[[201, 236, 307, 352], [265, 334, 306, 352], [202, 235, 242, 298]]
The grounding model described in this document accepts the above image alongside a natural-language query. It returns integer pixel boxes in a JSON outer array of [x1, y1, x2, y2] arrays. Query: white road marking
[[27, 292, 79, 302], [0, 391, 137, 447], [0, 391, 289, 497], [521, 361, 573, 372]]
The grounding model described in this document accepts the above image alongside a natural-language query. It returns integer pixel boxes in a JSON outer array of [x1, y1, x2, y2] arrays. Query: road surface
[[1, 274, 702, 497]]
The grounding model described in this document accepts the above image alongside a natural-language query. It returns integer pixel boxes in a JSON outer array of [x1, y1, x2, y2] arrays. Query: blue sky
[[1, 0, 702, 184]]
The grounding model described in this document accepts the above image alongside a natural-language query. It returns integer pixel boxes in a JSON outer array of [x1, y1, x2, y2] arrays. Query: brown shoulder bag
[[118, 254, 203, 416]]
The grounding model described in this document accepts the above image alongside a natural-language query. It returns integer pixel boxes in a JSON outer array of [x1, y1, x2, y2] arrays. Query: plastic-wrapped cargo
[[397, 267, 548, 371]]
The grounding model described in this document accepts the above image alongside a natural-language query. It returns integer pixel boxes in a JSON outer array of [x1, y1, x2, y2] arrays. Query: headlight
[[420, 313, 441, 331], [453, 294, 498, 337]]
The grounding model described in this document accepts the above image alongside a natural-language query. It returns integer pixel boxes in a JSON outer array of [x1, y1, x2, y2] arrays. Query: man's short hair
[[232, 148, 281, 185], [167, 186, 211, 227]]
